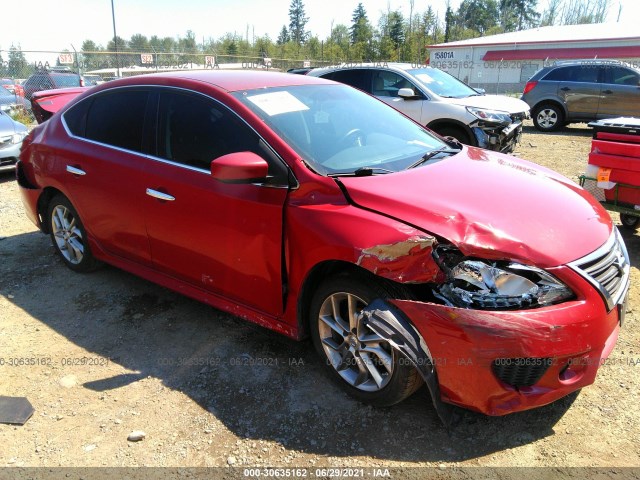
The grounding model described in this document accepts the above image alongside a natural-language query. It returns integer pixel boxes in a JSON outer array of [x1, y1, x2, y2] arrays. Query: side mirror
[[211, 151, 269, 183], [474, 88, 486, 95], [398, 87, 418, 99]]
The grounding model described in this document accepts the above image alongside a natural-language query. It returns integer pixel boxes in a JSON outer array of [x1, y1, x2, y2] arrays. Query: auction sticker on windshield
[[247, 91, 309, 116]]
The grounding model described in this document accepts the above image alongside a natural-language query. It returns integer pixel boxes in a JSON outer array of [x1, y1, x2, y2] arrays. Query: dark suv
[[22, 69, 82, 100], [522, 60, 640, 132]]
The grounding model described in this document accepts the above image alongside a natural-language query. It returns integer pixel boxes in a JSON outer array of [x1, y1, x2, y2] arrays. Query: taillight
[[523, 81, 538, 95]]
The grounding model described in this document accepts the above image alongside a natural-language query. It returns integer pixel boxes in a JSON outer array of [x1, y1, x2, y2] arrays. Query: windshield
[[408, 68, 478, 98], [234, 84, 449, 176]]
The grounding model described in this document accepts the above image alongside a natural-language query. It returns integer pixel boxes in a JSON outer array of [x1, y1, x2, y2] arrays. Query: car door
[[597, 66, 640, 118], [555, 65, 602, 120], [143, 89, 290, 315], [57, 88, 153, 266]]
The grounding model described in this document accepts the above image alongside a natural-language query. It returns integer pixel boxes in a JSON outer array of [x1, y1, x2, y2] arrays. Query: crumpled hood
[[339, 147, 611, 268], [444, 94, 530, 114]]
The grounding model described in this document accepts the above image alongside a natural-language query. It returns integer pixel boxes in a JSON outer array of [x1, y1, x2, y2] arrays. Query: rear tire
[[309, 273, 422, 407], [532, 103, 564, 132], [47, 194, 100, 272]]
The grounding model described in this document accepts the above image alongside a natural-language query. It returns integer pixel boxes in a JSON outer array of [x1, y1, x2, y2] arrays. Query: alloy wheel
[[537, 108, 558, 129], [317, 292, 394, 392], [51, 205, 84, 265]]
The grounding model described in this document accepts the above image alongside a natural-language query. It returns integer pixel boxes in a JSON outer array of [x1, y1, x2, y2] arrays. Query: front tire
[[532, 103, 564, 132], [47, 194, 100, 272], [309, 274, 422, 407], [620, 213, 640, 231], [434, 126, 472, 146]]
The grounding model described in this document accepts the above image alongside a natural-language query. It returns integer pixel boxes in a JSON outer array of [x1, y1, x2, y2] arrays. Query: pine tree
[[276, 26, 290, 45], [288, 0, 309, 46]]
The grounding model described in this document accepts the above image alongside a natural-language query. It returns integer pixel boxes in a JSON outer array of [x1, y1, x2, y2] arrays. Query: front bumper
[[390, 263, 626, 416], [0, 139, 22, 171], [473, 121, 522, 153]]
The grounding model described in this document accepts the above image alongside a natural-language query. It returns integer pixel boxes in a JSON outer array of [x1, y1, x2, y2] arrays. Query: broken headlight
[[434, 248, 573, 310], [466, 107, 512, 125]]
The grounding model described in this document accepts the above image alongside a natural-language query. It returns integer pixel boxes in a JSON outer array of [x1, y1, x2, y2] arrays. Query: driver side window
[[157, 91, 259, 171]]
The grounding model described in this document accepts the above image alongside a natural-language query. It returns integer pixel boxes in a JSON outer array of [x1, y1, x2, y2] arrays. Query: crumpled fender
[[356, 235, 442, 284], [359, 299, 461, 428]]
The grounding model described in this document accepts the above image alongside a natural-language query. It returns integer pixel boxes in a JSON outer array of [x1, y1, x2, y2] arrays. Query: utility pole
[[111, 0, 121, 77]]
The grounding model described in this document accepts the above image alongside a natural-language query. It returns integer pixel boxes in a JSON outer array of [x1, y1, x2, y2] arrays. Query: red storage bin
[[588, 118, 640, 206]]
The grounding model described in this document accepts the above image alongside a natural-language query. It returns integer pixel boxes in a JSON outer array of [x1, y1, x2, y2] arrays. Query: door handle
[[560, 87, 570, 91], [603, 89, 613, 94], [146, 188, 175, 201], [66, 165, 86, 176]]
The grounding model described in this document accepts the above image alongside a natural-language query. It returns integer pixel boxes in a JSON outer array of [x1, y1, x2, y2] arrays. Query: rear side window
[[63, 99, 91, 137], [544, 65, 600, 83], [542, 67, 572, 81], [84, 90, 149, 152], [322, 69, 370, 92]]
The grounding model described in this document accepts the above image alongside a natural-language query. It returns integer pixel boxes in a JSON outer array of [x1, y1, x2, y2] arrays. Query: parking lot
[[0, 121, 639, 471]]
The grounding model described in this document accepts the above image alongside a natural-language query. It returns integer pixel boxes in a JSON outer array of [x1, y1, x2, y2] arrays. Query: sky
[[0, 0, 637, 54]]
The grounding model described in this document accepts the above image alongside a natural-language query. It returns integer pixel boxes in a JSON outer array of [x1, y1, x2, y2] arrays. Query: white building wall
[[429, 38, 640, 94]]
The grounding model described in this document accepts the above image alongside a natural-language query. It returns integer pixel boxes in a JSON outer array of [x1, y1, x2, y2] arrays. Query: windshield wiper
[[406, 147, 460, 170], [354, 166, 395, 176], [328, 167, 395, 177]]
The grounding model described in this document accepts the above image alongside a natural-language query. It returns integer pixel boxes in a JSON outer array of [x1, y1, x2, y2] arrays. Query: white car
[[0, 110, 28, 172], [308, 63, 530, 152]]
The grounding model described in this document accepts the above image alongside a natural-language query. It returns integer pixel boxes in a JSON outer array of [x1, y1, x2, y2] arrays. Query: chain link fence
[[0, 49, 339, 122]]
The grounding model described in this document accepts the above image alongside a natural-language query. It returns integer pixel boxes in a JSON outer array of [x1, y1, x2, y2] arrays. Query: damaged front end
[[354, 235, 623, 417], [468, 108, 526, 153], [432, 245, 574, 310]]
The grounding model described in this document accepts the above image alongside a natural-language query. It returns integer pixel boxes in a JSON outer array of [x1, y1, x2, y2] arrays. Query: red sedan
[[16, 70, 629, 419]]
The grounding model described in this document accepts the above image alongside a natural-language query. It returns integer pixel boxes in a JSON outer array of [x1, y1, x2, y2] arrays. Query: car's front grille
[[492, 358, 553, 387], [569, 229, 630, 311]]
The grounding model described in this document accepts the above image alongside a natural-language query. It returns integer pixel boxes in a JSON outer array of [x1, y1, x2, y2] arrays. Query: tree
[[559, 0, 611, 24], [81, 39, 104, 69], [387, 11, 405, 50], [276, 25, 290, 45], [255, 35, 273, 57], [500, 0, 540, 31], [8, 45, 29, 78], [457, 0, 499, 35], [444, 6, 454, 42], [288, 0, 309, 46], [350, 3, 371, 44], [129, 34, 150, 55], [540, 0, 563, 25]]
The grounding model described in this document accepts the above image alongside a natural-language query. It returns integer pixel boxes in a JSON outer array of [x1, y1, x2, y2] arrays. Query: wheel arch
[[37, 187, 66, 234], [426, 119, 475, 146], [296, 260, 375, 339], [532, 98, 568, 118]]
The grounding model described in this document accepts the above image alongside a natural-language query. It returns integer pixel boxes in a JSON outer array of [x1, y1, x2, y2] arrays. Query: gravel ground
[[0, 121, 639, 474]]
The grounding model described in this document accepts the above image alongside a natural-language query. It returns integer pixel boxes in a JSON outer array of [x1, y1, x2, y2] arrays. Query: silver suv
[[522, 59, 640, 132], [308, 63, 529, 153]]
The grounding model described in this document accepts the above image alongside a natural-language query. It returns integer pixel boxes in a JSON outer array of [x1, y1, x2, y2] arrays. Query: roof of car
[[103, 70, 330, 92], [308, 62, 427, 75]]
